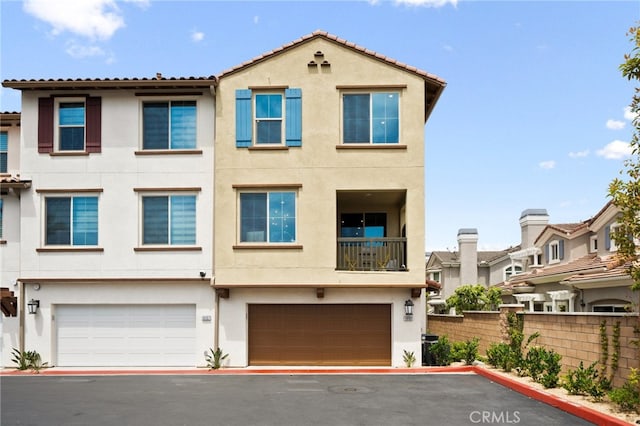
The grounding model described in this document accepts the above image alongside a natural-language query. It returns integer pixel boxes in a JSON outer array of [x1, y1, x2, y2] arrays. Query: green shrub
[[524, 346, 547, 381], [430, 335, 452, 366], [486, 342, 510, 370], [462, 337, 479, 365], [11, 348, 48, 373], [562, 361, 608, 400], [539, 349, 562, 389], [204, 347, 228, 370], [402, 350, 416, 367], [609, 368, 640, 412], [450, 341, 466, 363]]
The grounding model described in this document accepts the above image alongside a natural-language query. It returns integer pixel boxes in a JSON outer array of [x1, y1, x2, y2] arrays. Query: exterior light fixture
[[404, 299, 414, 316], [27, 299, 40, 315]]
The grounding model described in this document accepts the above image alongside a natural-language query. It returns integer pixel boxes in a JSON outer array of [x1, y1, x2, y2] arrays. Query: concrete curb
[[1, 365, 633, 425]]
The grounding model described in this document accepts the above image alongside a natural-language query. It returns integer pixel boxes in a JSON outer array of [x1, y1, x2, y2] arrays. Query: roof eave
[[2, 78, 218, 91]]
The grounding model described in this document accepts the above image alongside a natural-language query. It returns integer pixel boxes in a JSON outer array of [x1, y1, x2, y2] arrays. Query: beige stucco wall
[[214, 37, 427, 287]]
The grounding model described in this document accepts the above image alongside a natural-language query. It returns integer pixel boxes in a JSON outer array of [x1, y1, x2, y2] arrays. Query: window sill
[[36, 247, 104, 252], [233, 244, 303, 250], [336, 144, 407, 150], [134, 246, 202, 252], [247, 146, 289, 151], [134, 149, 203, 156], [49, 152, 90, 157]]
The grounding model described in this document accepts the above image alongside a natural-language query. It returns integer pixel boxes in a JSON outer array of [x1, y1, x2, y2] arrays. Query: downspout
[[18, 279, 24, 352]]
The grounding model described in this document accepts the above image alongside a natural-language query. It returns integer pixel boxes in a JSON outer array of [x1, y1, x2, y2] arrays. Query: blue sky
[[1, 0, 639, 252]]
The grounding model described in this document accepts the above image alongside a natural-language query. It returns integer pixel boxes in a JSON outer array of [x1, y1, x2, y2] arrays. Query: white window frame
[[504, 264, 523, 281], [609, 222, 620, 252], [430, 270, 441, 283], [54, 97, 86, 152], [254, 92, 284, 146], [592, 304, 628, 313], [139, 97, 199, 151], [0, 129, 7, 174], [549, 240, 560, 264]]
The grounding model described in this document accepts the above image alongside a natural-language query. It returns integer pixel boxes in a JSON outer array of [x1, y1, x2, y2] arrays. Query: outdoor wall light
[[404, 299, 414, 316], [27, 299, 40, 315]]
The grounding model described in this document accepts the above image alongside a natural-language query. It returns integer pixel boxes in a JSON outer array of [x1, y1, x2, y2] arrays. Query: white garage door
[[56, 304, 196, 367]]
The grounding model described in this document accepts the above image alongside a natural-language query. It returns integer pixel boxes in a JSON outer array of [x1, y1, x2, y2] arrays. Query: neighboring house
[[425, 228, 522, 313], [1, 30, 446, 368], [501, 202, 637, 313], [213, 31, 446, 366], [1, 112, 30, 364], [1, 76, 216, 367]]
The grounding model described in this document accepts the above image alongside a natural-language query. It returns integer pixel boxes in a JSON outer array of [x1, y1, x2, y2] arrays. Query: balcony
[[337, 237, 407, 272]]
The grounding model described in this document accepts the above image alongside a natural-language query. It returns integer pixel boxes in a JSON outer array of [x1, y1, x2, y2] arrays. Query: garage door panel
[[249, 304, 391, 366], [57, 304, 196, 367]]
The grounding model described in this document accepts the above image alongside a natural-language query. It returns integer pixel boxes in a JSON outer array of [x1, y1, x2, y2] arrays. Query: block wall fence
[[427, 305, 639, 388]]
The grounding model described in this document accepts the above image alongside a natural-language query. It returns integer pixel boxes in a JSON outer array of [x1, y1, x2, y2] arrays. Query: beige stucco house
[[213, 31, 446, 366]]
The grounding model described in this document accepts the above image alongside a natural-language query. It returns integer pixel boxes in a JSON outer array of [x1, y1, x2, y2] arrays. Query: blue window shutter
[[285, 88, 302, 147], [604, 225, 611, 250], [559, 240, 564, 260], [544, 244, 549, 263], [236, 89, 252, 148]]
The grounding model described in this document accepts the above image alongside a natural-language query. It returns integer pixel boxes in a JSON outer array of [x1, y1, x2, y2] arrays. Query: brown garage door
[[248, 304, 391, 366]]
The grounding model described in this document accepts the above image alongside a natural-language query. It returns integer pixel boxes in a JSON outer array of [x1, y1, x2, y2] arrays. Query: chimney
[[519, 209, 549, 248], [458, 228, 478, 286], [156, 72, 163, 80]]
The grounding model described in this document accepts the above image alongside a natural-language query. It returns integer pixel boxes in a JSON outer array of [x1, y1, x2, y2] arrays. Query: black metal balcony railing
[[337, 238, 407, 271]]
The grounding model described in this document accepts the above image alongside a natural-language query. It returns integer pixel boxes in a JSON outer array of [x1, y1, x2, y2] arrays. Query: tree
[[608, 25, 640, 292], [445, 284, 502, 313]]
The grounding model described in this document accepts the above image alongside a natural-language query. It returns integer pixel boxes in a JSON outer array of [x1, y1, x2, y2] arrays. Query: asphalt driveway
[[1, 373, 593, 426]]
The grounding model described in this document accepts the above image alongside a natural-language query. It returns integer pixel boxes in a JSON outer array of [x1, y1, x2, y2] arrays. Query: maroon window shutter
[[38, 97, 54, 153], [85, 96, 102, 153]]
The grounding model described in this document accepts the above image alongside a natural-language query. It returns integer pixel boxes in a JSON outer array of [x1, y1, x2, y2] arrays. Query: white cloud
[[65, 41, 106, 58], [568, 150, 589, 158], [539, 160, 556, 169], [191, 30, 204, 42], [606, 119, 625, 130], [394, 0, 457, 7], [624, 106, 638, 122], [253, 15, 259, 24], [23, 0, 147, 40], [596, 140, 633, 160]]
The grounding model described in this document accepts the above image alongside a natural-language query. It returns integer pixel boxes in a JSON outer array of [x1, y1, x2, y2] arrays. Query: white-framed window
[[547, 239, 563, 264], [430, 271, 441, 283], [142, 100, 197, 150], [235, 88, 302, 148], [44, 195, 99, 246], [606, 222, 620, 252], [590, 235, 598, 253], [140, 194, 197, 246], [238, 190, 297, 243], [342, 92, 399, 144], [55, 98, 85, 151], [504, 264, 523, 280], [254, 93, 283, 145]]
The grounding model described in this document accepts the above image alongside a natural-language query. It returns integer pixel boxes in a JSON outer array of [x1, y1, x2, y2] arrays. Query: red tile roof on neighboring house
[[2, 75, 217, 91], [500, 254, 609, 288]]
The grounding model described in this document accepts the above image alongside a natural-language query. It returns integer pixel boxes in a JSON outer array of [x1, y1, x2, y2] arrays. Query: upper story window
[[590, 235, 598, 253], [504, 264, 523, 280], [44, 195, 99, 246], [235, 88, 302, 148], [142, 194, 197, 245], [255, 94, 282, 144], [340, 212, 386, 238], [239, 191, 297, 243], [0, 131, 7, 173], [38, 97, 101, 154], [143, 101, 197, 150], [342, 92, 399, 144], [430, 271, 441, 283], [605, 222, 620, 252], [546, 239, 564, 264], [57, 100, 85, 151]]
